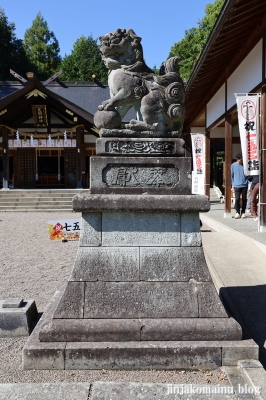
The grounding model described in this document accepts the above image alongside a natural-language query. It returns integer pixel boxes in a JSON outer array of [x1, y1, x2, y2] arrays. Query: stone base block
[[63, 340, 259, 370], [23, 292, 65, 370], [99, 128, 181, 138], [90, 156, 191, 195], [72, 193, 210, 213], [39, 318, 242, 342], [23, 292, 257, 370], [0, 299, 38, 337], [96, 137, 185, 156], [64, 341, 223, 370]]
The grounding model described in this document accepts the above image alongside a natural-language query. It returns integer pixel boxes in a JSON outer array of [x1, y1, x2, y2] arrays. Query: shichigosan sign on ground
[[48, 219, 81, 241]]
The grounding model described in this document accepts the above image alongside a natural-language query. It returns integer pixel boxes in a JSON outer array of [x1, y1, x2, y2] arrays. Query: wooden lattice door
[[64, 149, 77, 188], [18, 149, 35, 188]]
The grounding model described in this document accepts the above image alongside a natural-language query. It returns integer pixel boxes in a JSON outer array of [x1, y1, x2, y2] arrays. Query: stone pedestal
[[23, 135, 250, 370], [0, 298, 38, 337]]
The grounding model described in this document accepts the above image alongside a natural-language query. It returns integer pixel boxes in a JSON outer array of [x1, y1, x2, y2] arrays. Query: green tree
[[168, 0, 225, 81], [60, 35, 108, 82], [24, 12, 61, 79], [0, 8, 32, 80]]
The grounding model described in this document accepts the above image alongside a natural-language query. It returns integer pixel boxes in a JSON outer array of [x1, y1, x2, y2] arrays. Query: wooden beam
[[9, 69, 27, 83], [43, 70, 63, 86], [76, 126, 84, 188], [1, 126, 10, 188]]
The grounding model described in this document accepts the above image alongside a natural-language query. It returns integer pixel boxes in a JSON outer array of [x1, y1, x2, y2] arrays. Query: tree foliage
[[168, 0, 225, 81], [59, 35, 108, 82], [24, 12, 61, 80], [0, 8, 32, 80]]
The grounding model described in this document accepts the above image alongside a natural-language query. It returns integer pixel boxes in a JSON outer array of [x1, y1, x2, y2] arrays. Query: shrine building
[[0, 71, 134, 189], [0, 0, 266, 228], [183, 0, 266, 230]]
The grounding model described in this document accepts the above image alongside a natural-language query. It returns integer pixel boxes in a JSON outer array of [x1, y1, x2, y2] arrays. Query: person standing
[[231, 153, 248, 219], [250, 174, 259, 221]]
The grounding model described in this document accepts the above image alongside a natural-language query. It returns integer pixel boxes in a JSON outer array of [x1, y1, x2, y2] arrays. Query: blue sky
[[2, 0, 212, 69]]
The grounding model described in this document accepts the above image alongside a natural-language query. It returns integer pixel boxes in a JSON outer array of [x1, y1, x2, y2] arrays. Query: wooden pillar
[[2, 126, 9, 189], [81, 129, 86, 188], [76, 126, 84, 188], [205, 132, 210, 197], [224, 115, 232, 217], [260, 86, 266, 231], [13, 149, 19, 188]]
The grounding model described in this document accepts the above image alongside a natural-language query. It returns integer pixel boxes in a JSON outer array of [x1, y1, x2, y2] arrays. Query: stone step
[[237, 360, 266, 400], [0, 208, 73, 212], [224, 361, 266, 400], [0, 191, 88, 197], [0, 383, 90, 400], [0, 206, 73, 212], [0, 199, 73, 205], [0, 201, 72, 208], [0, 194, 76, 199], [0, 189, 89, 211], [90, 381, 239, 400], [0, 378, 262, 400]]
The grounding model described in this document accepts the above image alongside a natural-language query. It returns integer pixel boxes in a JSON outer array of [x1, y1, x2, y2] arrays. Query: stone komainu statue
[[94, 28, 185, 137]]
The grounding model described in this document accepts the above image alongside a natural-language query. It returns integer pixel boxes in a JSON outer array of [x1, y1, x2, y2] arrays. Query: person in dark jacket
[[249, 175, 259, 220], [231, 153, 248, 219]]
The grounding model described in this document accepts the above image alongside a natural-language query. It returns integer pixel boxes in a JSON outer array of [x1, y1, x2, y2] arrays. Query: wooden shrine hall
[[0, 70, 135, 189], [183, 0, 266, 231]]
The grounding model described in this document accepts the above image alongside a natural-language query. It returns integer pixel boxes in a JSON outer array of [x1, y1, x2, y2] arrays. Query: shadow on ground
[[220, 285, 266, 368]]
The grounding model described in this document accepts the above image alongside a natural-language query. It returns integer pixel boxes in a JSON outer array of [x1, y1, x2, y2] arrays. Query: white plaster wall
[[232, 124, 240, 137], [209, 126, 240, 139], [210, 127, 224, 138], [84, 134, 97, 143], [190, 127, 205, 133], [206, 84, 225, 128], [232, 143, 242, 158], [227, 40, 262, 110]]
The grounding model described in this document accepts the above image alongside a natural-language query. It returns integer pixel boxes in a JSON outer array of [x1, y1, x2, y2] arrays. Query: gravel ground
[[0, 212, 229, 385]]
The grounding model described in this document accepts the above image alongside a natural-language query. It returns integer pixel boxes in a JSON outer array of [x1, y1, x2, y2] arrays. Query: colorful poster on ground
[[191, 133, 206, 195], [235, 94, 260, 176], [48, 219, 81, 241]]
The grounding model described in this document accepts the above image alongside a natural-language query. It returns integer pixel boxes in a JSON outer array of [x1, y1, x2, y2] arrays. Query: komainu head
[[99, 28, 151, 72]]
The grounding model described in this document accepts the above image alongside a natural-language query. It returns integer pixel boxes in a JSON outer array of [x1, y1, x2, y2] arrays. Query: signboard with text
[[48, 218, 81, 241], [235, 94, 260, 176], [191, 133, 206, 195]]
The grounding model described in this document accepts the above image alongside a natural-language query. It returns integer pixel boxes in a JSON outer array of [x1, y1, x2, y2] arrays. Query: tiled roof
[[0, 80, 136, 121]]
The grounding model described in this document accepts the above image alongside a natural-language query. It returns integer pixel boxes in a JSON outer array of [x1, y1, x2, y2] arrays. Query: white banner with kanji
[[235, 94, 260, 175], [191, 133, 205, 195]]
